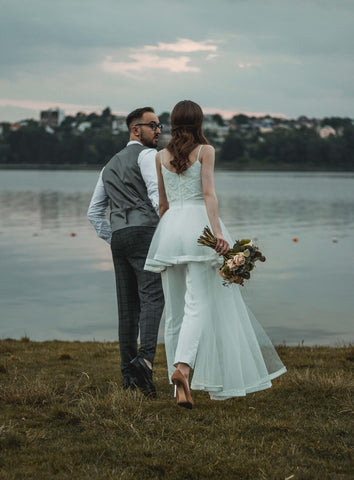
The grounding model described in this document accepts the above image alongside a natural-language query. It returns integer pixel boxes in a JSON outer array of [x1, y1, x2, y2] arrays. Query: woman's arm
[[200, 145, 229, 255], [156, 152, 169, 218]]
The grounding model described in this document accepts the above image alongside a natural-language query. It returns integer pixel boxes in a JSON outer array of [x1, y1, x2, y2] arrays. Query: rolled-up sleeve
[[87, 169, 112, 244]]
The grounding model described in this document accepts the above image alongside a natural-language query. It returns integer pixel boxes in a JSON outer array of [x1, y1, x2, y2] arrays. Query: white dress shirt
[[87, 141, 159, 244]]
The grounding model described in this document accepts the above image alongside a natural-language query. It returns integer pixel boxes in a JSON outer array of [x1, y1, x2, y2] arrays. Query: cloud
[[143, 38, 218, 53], [207, 54, 219, 61], [238, 63, 253, 69], [102, 54, 199, 74], [100, 38, 218, 75], [1, 1, 354, 119]]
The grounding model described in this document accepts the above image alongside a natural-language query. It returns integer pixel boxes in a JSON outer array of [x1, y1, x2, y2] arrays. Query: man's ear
[[131, 125, 140, 138]]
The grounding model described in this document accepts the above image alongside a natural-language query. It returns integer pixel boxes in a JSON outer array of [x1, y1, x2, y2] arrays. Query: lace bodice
[[161, 147, 204, 206]]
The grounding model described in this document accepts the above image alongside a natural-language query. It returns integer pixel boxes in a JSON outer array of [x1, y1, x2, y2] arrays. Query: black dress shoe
[[130, 357, 156, 398], [122, 375, 136, 390]]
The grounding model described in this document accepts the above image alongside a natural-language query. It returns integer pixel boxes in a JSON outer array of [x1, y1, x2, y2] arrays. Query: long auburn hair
[[166, 100, 209, 174]]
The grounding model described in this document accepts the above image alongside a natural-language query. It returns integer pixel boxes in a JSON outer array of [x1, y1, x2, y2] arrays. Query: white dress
[[145, 148, 286, 400]]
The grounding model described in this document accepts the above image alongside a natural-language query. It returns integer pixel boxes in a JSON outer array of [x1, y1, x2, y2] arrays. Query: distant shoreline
[[1, 163, 354, 172]]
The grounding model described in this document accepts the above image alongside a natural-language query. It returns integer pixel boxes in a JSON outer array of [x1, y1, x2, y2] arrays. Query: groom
[[87, 107, 164, 397]]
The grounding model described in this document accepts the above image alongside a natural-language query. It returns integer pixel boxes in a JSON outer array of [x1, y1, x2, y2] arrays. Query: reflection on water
[[216, 172, 354, 234], [0, 170, 353, 345], [0, 191, 90, 231]]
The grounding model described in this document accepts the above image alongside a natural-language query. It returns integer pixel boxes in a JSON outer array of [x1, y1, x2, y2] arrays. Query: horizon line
[[0, 99, 351, 123]]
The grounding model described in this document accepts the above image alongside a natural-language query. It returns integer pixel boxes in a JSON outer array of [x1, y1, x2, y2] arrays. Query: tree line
[[0, 111, 353, 170], [0, 115, 129, 168], [218, 125, 354, 170]]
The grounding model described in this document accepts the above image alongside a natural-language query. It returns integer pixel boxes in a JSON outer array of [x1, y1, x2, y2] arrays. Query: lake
[[0, 169, 353, 346]]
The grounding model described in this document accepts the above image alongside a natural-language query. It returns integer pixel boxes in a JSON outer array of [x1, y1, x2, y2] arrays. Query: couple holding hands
[[88, 100, 286, 409]]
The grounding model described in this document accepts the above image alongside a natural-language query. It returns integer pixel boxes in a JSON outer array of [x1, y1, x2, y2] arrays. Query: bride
[[145, 100, 286, 409]]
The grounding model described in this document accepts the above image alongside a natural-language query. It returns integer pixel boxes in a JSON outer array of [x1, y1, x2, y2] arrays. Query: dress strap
[[196, 145, 203, 163]]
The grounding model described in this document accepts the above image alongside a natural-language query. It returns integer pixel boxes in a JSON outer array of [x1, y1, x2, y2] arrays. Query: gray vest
[[102, 143, 159, 232]]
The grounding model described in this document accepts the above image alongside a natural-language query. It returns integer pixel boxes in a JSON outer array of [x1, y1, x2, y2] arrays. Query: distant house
[[112, 117, 128, 134], [40, 108, 65, 128], [318, 125, 336, 139], [203, 115, 220, 130], [296, 116, 315, 129], [203, 115, 229, 143], [45, 125, 55, 134], [259, 118, 274, 134], [274, 123, 291, 131], [77, 121, 91, 133], [10, 120, 29, 131]]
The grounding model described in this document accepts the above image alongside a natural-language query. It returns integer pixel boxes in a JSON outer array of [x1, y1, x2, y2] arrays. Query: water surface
[[0, 170, 353, 345]]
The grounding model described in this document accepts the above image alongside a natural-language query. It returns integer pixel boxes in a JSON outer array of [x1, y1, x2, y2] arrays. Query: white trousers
[[161, 262, 210, 381]]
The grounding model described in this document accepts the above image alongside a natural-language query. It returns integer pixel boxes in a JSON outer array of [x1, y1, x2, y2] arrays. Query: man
[[87, 107, 164, 397]]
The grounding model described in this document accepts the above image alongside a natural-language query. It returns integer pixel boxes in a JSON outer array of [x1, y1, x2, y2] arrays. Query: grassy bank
[[0, 340, 353, 479]]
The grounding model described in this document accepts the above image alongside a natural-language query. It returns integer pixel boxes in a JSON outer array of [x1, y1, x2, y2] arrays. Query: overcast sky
[[1, 0, 353, 122]]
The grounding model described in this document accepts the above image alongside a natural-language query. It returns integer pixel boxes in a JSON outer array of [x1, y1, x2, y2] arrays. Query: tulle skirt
[[145, 202, 227, 272], [145, 202, 286, 399]]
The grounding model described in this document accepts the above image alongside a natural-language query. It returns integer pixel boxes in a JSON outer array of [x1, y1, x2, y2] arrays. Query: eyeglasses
[[133, 122, 163, 131]]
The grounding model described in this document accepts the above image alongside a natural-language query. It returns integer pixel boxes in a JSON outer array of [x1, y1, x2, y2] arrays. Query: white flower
[[243, 241, 253, 247]]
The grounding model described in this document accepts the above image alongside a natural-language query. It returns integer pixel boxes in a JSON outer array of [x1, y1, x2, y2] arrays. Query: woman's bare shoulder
[[200, 144, 215, 162], [201, 144, 215, 152]]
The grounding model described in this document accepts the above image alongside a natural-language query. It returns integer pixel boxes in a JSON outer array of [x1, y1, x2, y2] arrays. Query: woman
[[145, 100, 286, 408]]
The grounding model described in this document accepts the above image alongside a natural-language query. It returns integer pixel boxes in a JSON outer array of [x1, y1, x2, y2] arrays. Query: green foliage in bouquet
[[197, 226, 266, 286]]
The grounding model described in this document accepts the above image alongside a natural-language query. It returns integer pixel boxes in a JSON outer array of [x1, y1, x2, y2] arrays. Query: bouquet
[[197, 226, 266, 286]]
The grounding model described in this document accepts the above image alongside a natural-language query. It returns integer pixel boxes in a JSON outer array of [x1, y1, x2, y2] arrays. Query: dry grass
[[0, 340, 353, 479]]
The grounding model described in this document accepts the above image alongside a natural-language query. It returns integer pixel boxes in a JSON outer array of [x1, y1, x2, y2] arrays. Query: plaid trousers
[[111, 226, 164, 375]]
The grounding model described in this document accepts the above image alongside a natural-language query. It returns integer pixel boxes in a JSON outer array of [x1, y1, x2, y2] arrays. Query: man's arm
[[87, 169, 112, 244], [138, 148, 159, 213]]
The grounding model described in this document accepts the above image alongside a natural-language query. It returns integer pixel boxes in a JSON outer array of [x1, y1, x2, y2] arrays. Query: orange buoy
[[292, 237, 298, 242]]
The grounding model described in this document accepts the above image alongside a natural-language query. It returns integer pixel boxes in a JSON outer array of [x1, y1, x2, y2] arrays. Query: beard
[[140, 129, 159, 148]]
